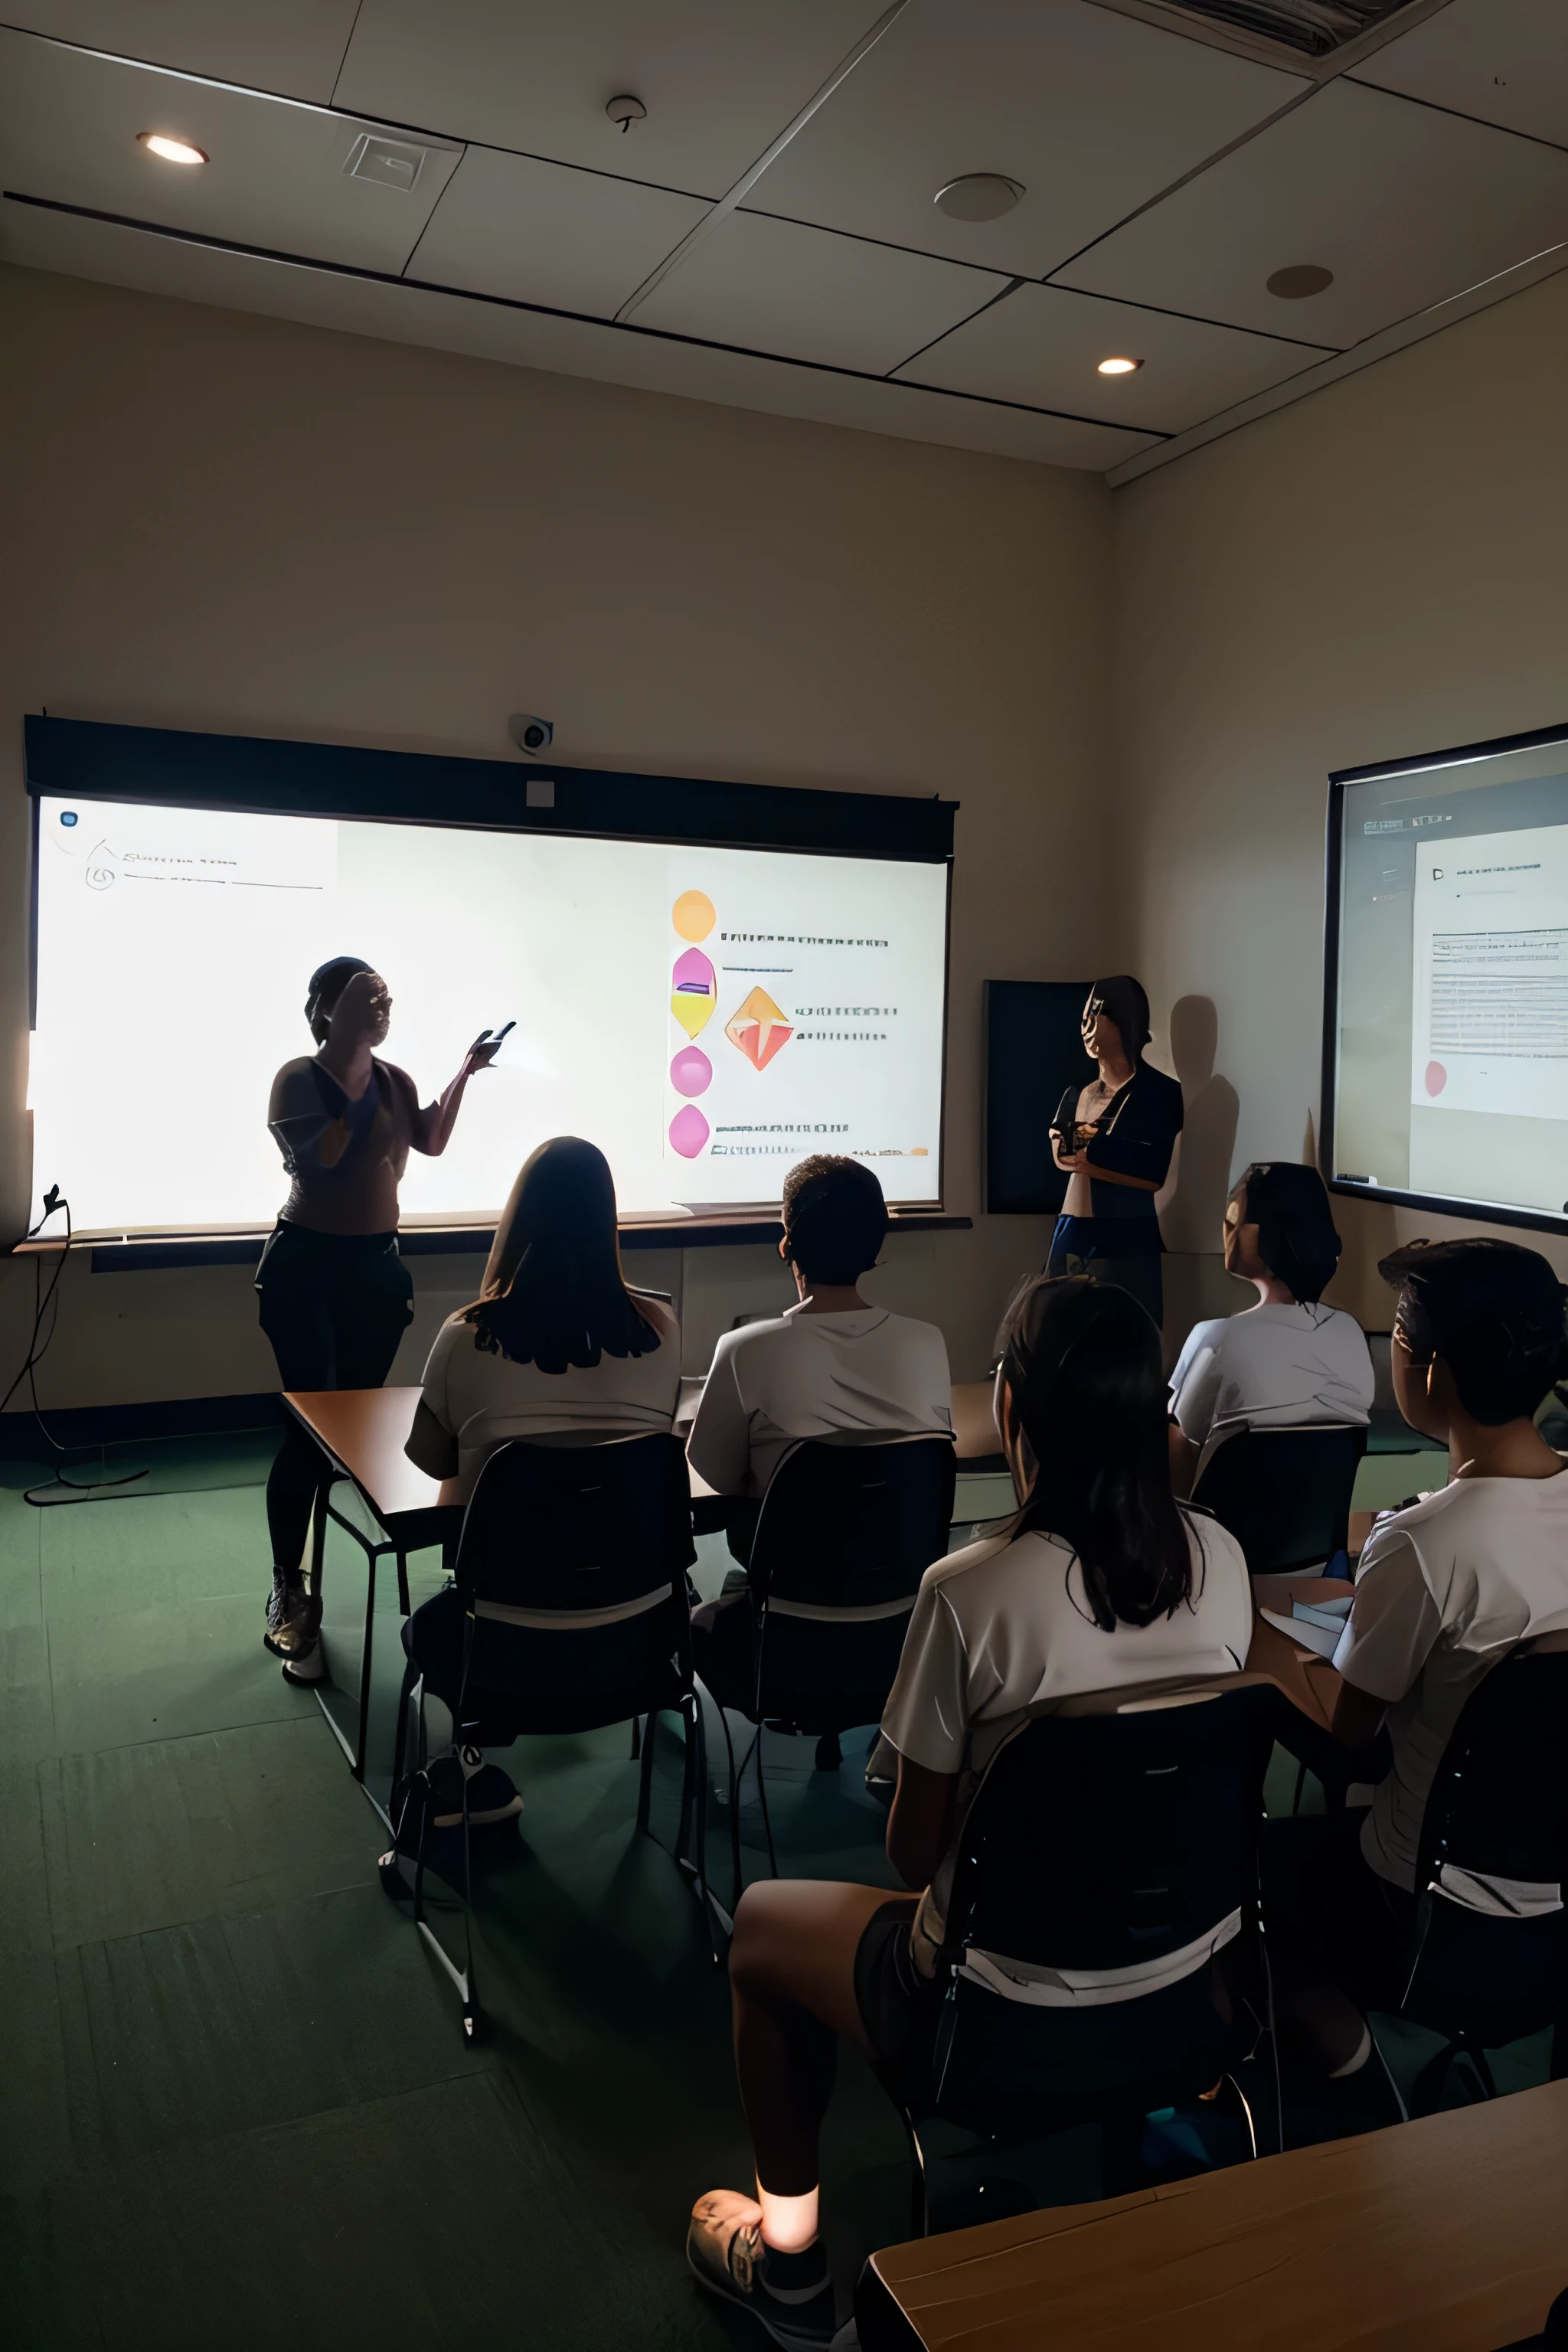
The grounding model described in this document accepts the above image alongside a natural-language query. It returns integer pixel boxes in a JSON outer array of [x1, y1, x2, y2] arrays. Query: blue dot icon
[[60, 811, 78, 828]]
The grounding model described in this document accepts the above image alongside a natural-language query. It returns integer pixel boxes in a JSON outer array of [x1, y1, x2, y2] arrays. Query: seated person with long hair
[[684, 1154, 951, 1697], [686, 1273, 1252, 2346], [402, 1135, 681, 1822], [1168, 1161, 1374, 1495], [1263, 1238, 1568, 2093]]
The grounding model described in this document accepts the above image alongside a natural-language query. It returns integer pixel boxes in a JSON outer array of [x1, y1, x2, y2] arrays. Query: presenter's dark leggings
[[256, 1223, 414, 1577]]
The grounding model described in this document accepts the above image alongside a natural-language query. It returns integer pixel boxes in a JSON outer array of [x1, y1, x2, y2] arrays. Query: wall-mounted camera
[[509, 714, 554, 755]]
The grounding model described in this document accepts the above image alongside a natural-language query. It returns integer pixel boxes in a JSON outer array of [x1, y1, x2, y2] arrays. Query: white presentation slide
[[1410, 824, 1568, 1121], [30, 796, 949, 1233]]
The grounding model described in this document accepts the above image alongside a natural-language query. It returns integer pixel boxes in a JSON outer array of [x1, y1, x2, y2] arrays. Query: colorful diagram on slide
[[725, 986, 793, 1071], [667, 889, 798, 1158], [668, 891, 717, 1157]]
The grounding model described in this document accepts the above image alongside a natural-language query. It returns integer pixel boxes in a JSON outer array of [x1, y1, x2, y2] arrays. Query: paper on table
[[1260, 1607, 1343, 1662]]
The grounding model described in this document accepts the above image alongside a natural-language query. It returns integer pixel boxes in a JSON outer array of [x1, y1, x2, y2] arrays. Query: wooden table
[[857, 2078, 1568, 2352], [284, 1387, 466, 1789]]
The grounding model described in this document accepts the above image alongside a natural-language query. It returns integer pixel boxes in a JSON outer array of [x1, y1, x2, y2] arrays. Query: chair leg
[[1552, 2017, 1568, 2082], [395, 1548, 410, 1617], [1292, 1759, 1307, 1815], [351, 1551, 377, 1782], [814, 1730, 843, 1772], [754, 1729, 779, 1880], [681, 1690, 723, 1968], [629, 1714, 642, 1761], [900, 2111, 930, 2240], [636, 1707, 658, 1835]]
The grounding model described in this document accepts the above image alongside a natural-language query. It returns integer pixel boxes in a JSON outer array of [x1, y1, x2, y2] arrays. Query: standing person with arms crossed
[[258, 956, 503, 1677]]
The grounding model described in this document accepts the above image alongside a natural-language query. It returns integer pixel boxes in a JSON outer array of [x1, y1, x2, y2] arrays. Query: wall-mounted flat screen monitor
[[26, 722, 952, 1239], [1325, 719, 1568, 1236]]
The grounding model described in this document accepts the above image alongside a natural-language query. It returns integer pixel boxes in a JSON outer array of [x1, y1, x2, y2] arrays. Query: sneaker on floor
[[281, 1643, 325, 1686], [687, 2191, 837, 2349], [263, 1573, 321, 1661], [428, 1744, 523, 1829]]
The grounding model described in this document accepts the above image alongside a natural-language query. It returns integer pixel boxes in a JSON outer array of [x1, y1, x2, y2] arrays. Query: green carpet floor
[[1, 1431, 1548, 2350]]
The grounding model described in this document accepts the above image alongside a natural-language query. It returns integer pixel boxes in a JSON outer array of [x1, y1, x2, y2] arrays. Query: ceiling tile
[[1, 195, 1161, 472], [407, 149, 707, 317], [0, 29, 462, 276], [740, 0, 1305, 279], [632, 210, 1008, 374], [1054, 77, 1568, 345], [0, 2, 361, 105], [335, 0, 889, 198], [1351, 0, 1568, 155], [897, 281, 1331, 433]]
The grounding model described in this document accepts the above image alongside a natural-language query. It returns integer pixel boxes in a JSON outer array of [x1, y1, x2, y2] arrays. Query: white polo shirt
[[415, 1298, 682, 1496], [1169, 1302, 1374, 1447], [882, 1510, 1253, 1964], [686, 1302, 952, 1499], [1334, 1464, 1568, 1891]]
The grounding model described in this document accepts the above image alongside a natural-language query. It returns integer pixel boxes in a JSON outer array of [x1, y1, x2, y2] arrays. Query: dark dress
[[1047, 1061, 1184, 1327]]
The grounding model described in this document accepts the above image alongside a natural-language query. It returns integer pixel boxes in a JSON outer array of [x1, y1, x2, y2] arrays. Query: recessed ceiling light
[[933, 173, 1024, 223], [137, 132, 207, 165], [1267, 263, 1334, 299], [1096, 357, 1142, 376]]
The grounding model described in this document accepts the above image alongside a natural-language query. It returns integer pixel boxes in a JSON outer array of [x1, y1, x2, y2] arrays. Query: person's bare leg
[[727, 1878, 893, 2243]]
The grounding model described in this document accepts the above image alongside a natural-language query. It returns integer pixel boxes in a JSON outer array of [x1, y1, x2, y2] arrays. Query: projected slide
[[1329, 733, 1568, 1226], [30, 798, 948, 1233]]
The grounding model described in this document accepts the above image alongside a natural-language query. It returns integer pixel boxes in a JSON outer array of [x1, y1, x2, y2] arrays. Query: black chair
[[382, 1433, 713, 2039], [694, 1434, 956, 1898], [1383, 1643, 1568, 2113], [880, 1676, 1279, 2236], [1191, 1423, 1368, 1575]]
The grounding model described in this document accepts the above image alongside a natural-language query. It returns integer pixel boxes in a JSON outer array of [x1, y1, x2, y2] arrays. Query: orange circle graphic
[[671, 890, 716, 943]]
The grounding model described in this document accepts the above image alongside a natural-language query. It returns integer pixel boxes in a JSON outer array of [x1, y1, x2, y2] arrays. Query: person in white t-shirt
[[1263, 1236, 1568, 2086], [400, 1136, 681, 1828], [1168, 1161, 1373, 1494], [686, 1155, 952, 1705], [685, 1272, 1251, 2346]]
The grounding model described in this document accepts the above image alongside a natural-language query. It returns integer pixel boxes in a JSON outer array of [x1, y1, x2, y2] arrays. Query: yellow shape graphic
[[671, 890, 716, 943], [725, 985, 793, 1072], [671, 991, 715, 1039]]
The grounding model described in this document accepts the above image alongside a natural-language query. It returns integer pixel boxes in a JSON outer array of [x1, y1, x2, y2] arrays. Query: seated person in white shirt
[[1263, 1237, 1568, 2092], [685, 1272, 1252, 2346], [407, 1135, 681, 1495], [400, 1136, 681, 1827], [686, 1155, 952, 1696], [1168, 1161, 1374, 1497]]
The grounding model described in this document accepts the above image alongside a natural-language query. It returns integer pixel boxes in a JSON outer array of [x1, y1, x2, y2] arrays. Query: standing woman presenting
[[1049, 975, 1183, 1329], [258, 957, 500, 1674]]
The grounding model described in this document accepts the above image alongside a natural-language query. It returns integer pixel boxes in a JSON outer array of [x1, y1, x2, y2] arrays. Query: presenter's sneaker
[[281, 1644, 325, 1687], [263, 1573, 322, 1663], [427, 1745, 523, 1830], [687, 2193, 837, 2348]]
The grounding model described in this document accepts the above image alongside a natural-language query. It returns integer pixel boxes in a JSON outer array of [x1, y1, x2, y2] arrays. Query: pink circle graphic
[[1424, 1060, 1448, 1097], [668, 1105, 710, 1158], [671, 947, 715, 995], [670, 1045, 712, 1099]]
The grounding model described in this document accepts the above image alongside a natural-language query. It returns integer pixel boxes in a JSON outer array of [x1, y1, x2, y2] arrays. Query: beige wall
[[1112, 265, 1568, 1327], [0, 262, 1112, 1410]]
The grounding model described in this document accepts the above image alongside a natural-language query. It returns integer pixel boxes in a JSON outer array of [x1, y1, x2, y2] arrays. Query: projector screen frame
[[24, 715, 959, 1242], [1321, 715, 1568, 1241]]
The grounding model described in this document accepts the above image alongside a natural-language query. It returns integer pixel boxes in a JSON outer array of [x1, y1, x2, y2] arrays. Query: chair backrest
[[942, 1679, 1274, 1983], [1415, 1644, 1568, 1909], [749, 1435, 958, 1611], [1191, 1423, 1367, 1573], [454, 1433, 695, 1612]]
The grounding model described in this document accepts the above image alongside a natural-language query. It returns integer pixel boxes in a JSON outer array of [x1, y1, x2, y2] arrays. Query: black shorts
[[854, 1897, 945, 2092]]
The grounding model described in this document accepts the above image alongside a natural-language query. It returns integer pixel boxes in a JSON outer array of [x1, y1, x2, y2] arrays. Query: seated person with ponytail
[[401, 1136, 681, 1826], [684, 1273, 1251, 2347], [1168, 1161, 1373, 1495]]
